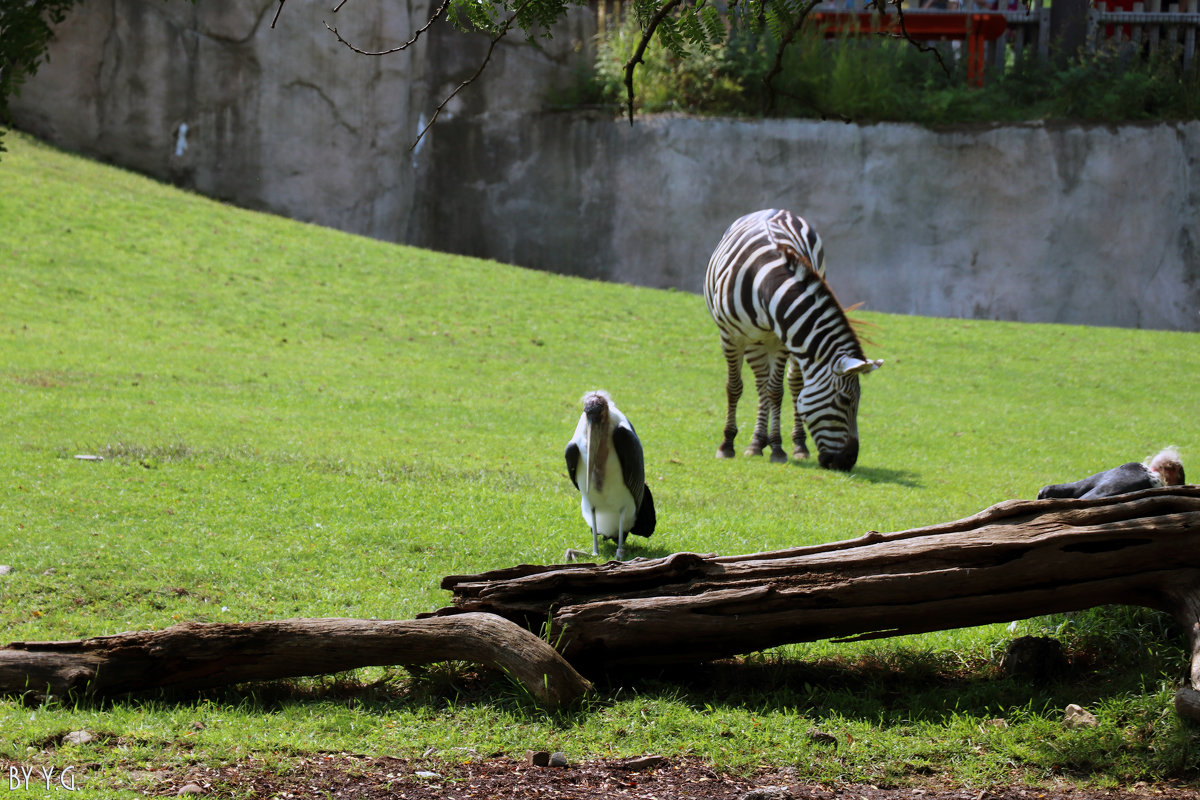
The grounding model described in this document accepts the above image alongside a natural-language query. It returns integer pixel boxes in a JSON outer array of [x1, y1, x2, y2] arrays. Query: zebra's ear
[[833, 355, 883, 377]]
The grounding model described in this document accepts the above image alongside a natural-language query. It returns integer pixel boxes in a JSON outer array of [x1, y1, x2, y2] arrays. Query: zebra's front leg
[[717, 339, 744, 459], [787, 355, 810, 460], [764, 351, 788, 463], [744, 348, 786, 462]]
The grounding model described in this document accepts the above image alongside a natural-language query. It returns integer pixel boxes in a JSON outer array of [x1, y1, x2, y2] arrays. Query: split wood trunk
[[0, 613, 592, 709], [435, 487, 1200, 719]]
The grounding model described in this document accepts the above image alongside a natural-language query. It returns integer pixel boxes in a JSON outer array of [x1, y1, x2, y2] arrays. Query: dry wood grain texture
[[0, 613, 592, 708], [435, 487, 1200, 718]]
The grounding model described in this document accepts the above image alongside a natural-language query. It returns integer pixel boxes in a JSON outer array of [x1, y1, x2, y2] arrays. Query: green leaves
[[0, 0, 87, 155]]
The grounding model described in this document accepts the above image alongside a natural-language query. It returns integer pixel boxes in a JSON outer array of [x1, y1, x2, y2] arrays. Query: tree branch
[[324, 0, 453, 56], [622, 0, 684, 125], [764, 0, 822, 114], [867, 0, 951, 76], [409, 0, 537, 151]]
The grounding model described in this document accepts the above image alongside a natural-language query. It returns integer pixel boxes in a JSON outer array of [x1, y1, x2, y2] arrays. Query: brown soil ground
[[143, 754, 1200, 800]]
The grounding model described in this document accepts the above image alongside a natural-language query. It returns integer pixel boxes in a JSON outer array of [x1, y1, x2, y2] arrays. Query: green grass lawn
[[1, 130, 1199, 796]]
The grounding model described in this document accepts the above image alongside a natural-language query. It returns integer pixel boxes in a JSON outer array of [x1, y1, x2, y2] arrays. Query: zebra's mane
[[777, 244, 874, 356], [842, 301, 879, 347]]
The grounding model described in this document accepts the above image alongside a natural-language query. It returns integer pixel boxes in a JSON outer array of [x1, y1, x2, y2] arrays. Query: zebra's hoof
[[793, 449, 810, 460], [744, 447, 764, 457], [716, 446, 736, 459], [769, 449, 788, 464]]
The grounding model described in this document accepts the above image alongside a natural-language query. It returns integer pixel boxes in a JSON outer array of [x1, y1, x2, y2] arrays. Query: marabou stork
[[1037, 446, 1186, 500], [564, 390, 656, 561]]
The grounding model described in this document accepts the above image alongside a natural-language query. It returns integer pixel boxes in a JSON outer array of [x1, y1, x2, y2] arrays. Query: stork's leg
[[615, 509, 627, 561], [717, 337, 744, 459], [564, 506, 602, 563], [787, 355, 810, 461], [590, 506, 600, 557]]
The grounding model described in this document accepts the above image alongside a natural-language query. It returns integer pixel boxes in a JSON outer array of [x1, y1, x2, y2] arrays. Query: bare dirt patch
[[144, 754, 1200, 799]]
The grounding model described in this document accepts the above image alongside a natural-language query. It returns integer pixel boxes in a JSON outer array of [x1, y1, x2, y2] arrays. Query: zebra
[[703, 209, 881, 471]]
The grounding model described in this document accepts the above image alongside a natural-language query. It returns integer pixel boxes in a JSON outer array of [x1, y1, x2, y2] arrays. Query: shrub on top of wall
[[586, 13, 1200, 123]]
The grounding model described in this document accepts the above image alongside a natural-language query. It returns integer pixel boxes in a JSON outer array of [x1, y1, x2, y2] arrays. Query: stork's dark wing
[[612, 423, 646, 510], [1080, 463, 1156, 498], [1037, 473, 1099, 500], [630, 484, 656, 538], [565, 442, 581, 490], [1037, 462, 1151, 500]]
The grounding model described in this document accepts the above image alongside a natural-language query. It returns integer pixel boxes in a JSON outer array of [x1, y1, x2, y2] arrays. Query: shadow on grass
[[76, 625, 1184, 727], [783, 458, 923, 488]]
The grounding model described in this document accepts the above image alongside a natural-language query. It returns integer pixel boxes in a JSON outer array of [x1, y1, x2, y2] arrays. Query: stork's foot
[[563, 548, 597, 563]]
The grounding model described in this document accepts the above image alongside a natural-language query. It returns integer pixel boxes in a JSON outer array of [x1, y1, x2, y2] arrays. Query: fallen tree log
[[0, 613, 592, 709], [433, 487, 1200, 719]]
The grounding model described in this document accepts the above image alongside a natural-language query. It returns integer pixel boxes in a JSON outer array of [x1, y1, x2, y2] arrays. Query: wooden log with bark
[[0, 613, 592, 709], [434, 487, 1200, 719], [4, 488, 1198, 717]]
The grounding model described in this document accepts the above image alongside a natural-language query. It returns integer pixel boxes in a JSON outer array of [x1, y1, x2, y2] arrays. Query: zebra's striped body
[[704, 209, 881, 471]]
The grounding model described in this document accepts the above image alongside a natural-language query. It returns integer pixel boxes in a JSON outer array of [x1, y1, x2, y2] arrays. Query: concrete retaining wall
[[425, 112, 1200, 330]]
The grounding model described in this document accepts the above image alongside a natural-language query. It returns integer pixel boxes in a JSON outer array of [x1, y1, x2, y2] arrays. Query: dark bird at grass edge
[[1038, 446, 1185, 500]]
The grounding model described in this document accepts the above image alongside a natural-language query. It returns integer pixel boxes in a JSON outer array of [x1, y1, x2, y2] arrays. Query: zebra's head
[[799, 353, 882, 471]]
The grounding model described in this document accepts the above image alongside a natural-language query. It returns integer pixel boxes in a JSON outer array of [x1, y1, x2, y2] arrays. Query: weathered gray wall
[[425, 113, 1200, 330], [10, 0, 437, 241], [11, 1, 1200, 331]]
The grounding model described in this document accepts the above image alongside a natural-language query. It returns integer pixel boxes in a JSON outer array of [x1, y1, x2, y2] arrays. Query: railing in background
[[980, 0, 1198, 78], [823, 0, 1200, 81], [594, 0, 1200, 81], [1086, 0, 1200, 69]]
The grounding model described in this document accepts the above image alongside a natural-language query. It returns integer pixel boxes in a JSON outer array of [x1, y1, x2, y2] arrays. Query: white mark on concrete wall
[[412, 113, 427, 168], [174, 122, 189, 157]]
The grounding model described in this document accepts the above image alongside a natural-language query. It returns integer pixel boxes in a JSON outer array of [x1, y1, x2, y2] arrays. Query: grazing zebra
[[704, 209, 881, 471]]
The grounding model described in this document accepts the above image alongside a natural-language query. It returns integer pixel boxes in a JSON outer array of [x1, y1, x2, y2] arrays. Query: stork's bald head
[[1147, 446, 1185, 486], [582, 391, 612, 426]]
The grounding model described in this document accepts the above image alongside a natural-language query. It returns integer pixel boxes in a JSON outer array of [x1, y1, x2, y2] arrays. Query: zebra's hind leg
[[787, 355, 810, 461], [717, 338, 744, 459]]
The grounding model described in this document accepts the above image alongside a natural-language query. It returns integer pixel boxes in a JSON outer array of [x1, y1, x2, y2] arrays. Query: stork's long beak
[[585, 422, 601, 493], [582, 425, 591, 495]]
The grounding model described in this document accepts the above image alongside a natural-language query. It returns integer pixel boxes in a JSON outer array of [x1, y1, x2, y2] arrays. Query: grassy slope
[[1, 131, 1199, 794]]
